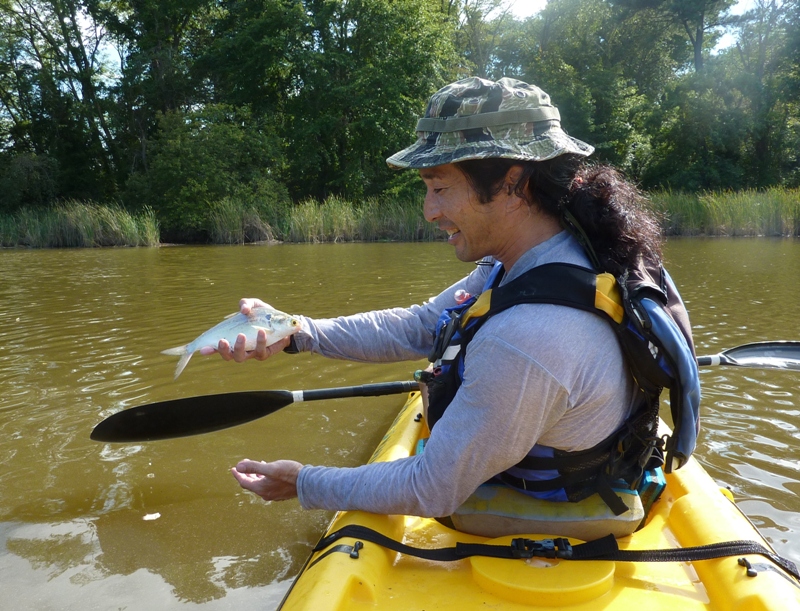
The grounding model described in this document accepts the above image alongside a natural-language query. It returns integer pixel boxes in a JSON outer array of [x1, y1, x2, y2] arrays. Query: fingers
[[234, 458, 268, 475], [254, 335, 290, 361], [231, 332, 250, 362], [216, 338, 234, 361], [219, 331, 264, 362], [253, 327, 268, 359], [214, 330, 289, 363], [213, 335, 252, 362], [231, 459, 302, 502], [239, 298, 269, 315]]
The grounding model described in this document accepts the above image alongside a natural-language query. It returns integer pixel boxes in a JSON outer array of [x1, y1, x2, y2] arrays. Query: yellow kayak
[[280, 392, 800, 610]]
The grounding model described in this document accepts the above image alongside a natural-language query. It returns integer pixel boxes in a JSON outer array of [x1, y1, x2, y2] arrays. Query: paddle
[[91, 341, 800, 443], [695, 341, 800, 370], [90, 380, 420, 442]]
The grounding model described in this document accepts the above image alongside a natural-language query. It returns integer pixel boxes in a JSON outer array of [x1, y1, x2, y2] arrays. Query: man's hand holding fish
[[199, 298, 293, 362], [161, 298, 300, 378]]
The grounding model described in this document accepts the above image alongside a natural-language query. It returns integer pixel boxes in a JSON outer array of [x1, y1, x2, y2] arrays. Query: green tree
[[284, 0, 458, 200], [101, 0, 217, 175], [505, 0, 679, 174], [193, 0, 307, 114], [125, 104, 287, 241], [452, 0, 514, 78], [0, 0, 121, 201], [612, 0, 736, 72], [640, 71, 750, 190], [641, 0, 799, 190], [731, 0, 796, 186]]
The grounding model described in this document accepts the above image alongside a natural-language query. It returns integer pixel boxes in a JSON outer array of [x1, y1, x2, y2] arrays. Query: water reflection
[[1, 519, 295, 609], [1, 239, 799, 609]]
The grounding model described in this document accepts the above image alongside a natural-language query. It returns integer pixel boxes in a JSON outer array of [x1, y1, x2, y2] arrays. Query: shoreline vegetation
[[1, 189, 798, 249]]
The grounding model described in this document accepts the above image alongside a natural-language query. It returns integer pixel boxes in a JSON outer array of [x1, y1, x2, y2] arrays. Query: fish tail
[[161, 345, 188, 356], [161, 345, 192, 379], [173, 352, 193, 380]]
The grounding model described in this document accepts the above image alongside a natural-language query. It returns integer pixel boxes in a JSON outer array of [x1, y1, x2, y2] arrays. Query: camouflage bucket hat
[[386, 77, 594, 169]]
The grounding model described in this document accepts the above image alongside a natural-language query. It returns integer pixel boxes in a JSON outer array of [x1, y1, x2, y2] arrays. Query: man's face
[[419, 163, 507, 263]]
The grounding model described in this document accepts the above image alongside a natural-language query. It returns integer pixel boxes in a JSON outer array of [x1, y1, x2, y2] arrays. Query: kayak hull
[[280, 392, 800, 610]]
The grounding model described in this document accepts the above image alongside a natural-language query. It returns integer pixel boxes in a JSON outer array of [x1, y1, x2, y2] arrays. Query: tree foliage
[[124, 104, 287, 240], [1, 0, 799, 240]]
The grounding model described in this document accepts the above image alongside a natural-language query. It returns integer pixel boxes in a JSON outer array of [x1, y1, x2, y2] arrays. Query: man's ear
[[504, 165, 525, 195], [502, 165, 530, 208]]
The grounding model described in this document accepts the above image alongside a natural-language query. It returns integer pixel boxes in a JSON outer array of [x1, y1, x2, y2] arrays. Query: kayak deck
[[280, 392, 800, 610]]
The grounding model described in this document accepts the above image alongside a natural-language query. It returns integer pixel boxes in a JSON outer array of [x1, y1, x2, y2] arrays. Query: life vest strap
[[498, 472, 632, 516]]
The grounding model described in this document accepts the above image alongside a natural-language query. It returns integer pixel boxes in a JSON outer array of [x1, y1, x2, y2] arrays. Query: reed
[[208, 197, 276, 244], [649, 189, 800, 237], [280, 195, 440, 243], [2, 189, 798, 247], [358, 197, 442, 242], [0, 201, 160, 247]]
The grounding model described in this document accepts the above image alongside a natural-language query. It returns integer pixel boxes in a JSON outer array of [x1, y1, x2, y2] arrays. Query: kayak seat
[[450, 481, 644, 541]]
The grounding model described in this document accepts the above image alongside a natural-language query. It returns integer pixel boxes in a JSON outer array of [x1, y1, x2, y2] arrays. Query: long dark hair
[[455, 156, 662, 276]]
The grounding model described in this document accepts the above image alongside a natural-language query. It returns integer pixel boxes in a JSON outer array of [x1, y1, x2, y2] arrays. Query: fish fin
[[161, 345, 188, 356], [173, 352, 193, 379], [223, 311, 240, 320]]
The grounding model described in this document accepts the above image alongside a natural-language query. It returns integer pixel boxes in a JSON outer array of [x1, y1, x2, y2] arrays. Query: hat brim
[[387, 132, 594, 169]]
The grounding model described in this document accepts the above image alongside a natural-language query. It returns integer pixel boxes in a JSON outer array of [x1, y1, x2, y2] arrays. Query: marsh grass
[[208, 197, 276, 244], [651, 188, 800, 237], [280, 195, 441, 243], [2, 189, 798, 247], [227, 189, 799, 243], [0, 201, 159, 247]]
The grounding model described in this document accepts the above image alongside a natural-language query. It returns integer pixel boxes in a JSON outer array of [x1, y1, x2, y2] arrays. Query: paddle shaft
[[300, 381, 420, 401], [92, 341, 800, 442], [696, 354, 732, 367]]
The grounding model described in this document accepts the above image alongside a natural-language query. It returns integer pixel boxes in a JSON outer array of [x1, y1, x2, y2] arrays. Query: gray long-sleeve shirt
[[293, 231, 640, 517]]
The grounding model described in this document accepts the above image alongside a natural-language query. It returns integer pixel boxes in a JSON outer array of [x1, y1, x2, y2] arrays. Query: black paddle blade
[[91, 390, 294, 442], [723, 341, 800, 370], [697, 341, 800, 370]]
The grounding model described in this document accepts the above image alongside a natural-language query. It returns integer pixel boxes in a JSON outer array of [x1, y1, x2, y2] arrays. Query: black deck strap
[[313, 525, 800, 581], [589, 540, 800, 580], [312, 524, 582, 562], [308, 543, 363, 570]]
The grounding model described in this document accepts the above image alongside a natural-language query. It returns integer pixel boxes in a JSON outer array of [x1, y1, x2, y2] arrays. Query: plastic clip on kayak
[[509, 538, 573, 560]]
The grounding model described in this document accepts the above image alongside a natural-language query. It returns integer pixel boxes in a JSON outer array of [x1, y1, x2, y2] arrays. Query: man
[[215, 77, 667, 535]]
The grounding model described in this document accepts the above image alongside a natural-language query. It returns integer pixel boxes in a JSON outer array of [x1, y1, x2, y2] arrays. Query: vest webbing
[[426, 262, 663, 515], [461, 263, 623, 328]]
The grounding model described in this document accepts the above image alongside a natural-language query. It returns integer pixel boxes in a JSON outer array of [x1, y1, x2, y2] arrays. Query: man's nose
[[423, 191, 440, 222]]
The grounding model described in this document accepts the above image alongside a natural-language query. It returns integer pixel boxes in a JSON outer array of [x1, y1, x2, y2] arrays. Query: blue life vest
[[423, 259, 700, 516]]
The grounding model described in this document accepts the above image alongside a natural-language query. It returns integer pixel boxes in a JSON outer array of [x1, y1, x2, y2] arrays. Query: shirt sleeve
[[296, 330, 570, 516], [290, 264, 492, 363]]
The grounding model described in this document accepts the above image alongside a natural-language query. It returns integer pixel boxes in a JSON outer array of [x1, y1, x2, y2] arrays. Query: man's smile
[[444, 227, 461, 242]]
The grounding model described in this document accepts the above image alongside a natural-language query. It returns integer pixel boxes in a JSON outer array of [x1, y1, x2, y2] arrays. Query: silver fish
[[161, 305, 301, 379]]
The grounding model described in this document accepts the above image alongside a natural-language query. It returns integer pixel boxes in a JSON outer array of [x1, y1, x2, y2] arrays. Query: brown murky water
[[1, 239, 798, 610]]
